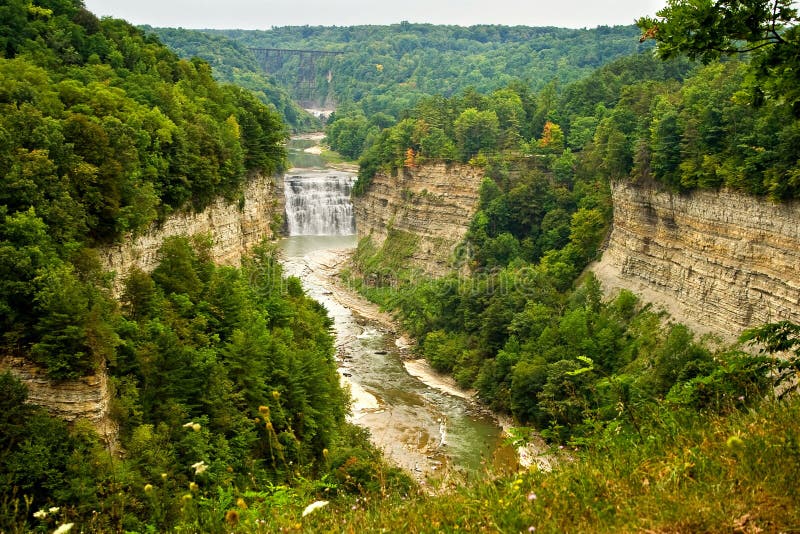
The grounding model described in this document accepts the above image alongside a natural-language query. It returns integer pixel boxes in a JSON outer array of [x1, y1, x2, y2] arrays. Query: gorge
[[9, 161, 800, 438], [6, 2, 800, 529]]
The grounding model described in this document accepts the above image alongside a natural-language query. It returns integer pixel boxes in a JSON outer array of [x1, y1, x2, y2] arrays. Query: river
[[278, 139, 516, 480]]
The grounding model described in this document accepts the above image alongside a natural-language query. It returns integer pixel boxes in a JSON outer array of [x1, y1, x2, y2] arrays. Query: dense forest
[[142, 26, 320, 132], [2, 0, 800, 531], [199, 24, 651, 116], [344, 52, 797, 440], [1, 0, 288, 379], [0, 1, 401, 531], [340, 0, 800, 524]]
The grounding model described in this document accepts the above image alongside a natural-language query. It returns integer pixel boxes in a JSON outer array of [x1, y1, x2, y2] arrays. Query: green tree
[[638, 0, 800, 114], [453, 108, 499, 162]]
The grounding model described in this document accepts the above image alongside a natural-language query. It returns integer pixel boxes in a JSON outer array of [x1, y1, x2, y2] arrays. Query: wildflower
[[161, 472, 168, 480], [182, 494, 192, 502], [322, 448, 329, 458], [53, 524, 74, 534], [191, 461, 208, 475], [33, 509, 47, 519], [236, 497, 248, 510], [225, 509, 240, 526], [266, 421, 273, 431], [48, 507, 60, 514], [302, 500, 329, 517], [258, 405, 270, 415], [528, 527, 536, 532], [144, 484, 154, 493], [191, 423, 201, 432], [189, 482, 199, 492], [272, 390, 281, 400], [527, 492, 537, 501], [182, 421, 195, 428]]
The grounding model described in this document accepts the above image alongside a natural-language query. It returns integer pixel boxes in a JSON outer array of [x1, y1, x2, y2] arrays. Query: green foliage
[[638, 0, 800, 114], [235, 394, 800, 533], [0, 2, 286, 243], [0, 0, 289, 377], [202, 24, 650, 119], [144, 26, 319, 132], [0, 237, 366, 531]]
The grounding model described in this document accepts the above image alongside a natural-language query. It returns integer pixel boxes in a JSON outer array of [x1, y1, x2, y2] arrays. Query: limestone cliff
[[100, 173, 283, 289], [353, 164, 484, 277], [2, 172, 282, 440], [1, 355, 118, 447], [591, 180, 800, 340]]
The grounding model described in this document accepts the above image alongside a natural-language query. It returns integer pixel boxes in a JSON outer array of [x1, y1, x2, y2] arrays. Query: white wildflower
[[182, 421, 195, 428], [53, 523, 74, 534], [48, 506, 60, 514], [191, 461, 207, 475], [302, 500, 329, 517], [33, 509, 47, 519]]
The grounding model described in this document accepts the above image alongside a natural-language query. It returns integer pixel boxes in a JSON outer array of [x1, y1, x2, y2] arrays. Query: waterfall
[[283, 171, 357, 236]]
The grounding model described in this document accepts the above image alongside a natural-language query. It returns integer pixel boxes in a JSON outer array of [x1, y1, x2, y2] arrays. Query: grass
[[203, 395, 800, 533]]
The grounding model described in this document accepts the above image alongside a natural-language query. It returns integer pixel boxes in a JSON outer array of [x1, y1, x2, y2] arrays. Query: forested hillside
[[1, 0, 288, 379], [2, 0, 800, 531], [0, 2, 393, 531], [202, 24, 650, 116], [143, 26, 320, 132], [344, 0, 800, 497]]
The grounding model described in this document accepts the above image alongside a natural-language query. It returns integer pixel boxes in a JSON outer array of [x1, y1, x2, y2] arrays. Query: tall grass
[[190, 395, 800, 533]]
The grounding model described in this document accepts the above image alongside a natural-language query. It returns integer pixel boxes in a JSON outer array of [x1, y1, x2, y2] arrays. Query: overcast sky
[[82, 0, 666, 29]]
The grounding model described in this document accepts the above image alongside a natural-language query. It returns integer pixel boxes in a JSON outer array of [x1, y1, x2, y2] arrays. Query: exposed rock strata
[[100, 172, 283, 289], [2, 173, 282, 439], [1, 355, 118, 450], [353, 164, 484, 277], [591, 180, 800, 340]]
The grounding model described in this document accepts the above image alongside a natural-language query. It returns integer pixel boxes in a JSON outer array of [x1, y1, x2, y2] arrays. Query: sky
[[82, 0, 666, 30]]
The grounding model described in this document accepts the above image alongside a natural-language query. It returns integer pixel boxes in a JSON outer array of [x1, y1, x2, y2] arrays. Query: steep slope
[[354, 163, 800, 340], [353, 164, 484, 276], [2, 171, 283, 437], [100, 173, 283, 291], [592, 180, 800, 339]]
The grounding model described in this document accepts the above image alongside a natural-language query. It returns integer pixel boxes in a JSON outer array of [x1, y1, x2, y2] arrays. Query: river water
[[277, 146, 514, 480]]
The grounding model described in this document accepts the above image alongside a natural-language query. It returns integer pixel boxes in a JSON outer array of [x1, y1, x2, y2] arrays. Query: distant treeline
[[201, 23, 650, 116]]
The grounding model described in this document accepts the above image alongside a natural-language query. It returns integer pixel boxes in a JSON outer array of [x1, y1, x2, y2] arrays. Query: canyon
[[354, 167, 800, 341], [6, 163, 800, 439]]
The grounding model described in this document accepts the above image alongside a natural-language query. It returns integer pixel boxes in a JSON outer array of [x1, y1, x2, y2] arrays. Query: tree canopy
[[638, 0, 800, 115]]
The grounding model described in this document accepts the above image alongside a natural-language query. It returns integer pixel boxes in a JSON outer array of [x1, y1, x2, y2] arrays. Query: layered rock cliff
[[591, 180, 800, 340], [352, 164, 484, 276], [2, 172, 282, 439], [100, 173, 283, 289], [0, 355, 118, 446]]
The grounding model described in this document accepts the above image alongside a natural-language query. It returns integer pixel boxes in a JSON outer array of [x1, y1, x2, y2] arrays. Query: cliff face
[[2, 172, 282, 438], [1, 355, 118, 446], [100, 173, 283, 288], [592, 180, 800, 339], [353, 164, 484, 276]]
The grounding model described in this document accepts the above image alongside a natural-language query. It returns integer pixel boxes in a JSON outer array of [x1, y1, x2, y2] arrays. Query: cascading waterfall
[[283, 171, 357, 236]]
